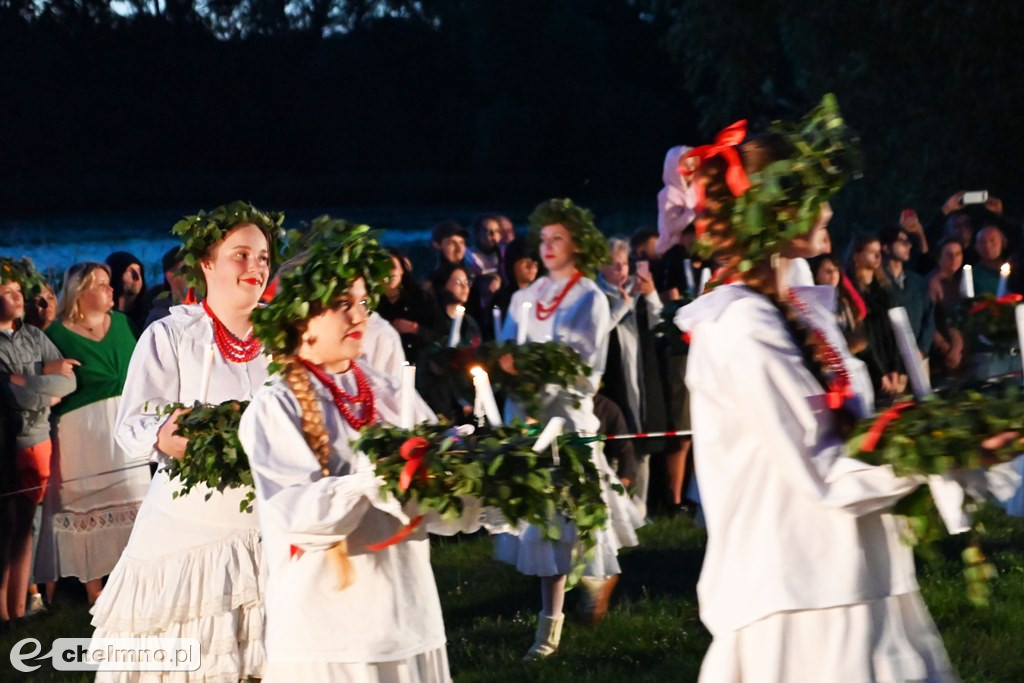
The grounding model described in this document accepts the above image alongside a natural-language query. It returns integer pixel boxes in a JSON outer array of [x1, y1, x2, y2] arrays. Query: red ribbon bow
[[398, 437, 431, 491], [969, 292, 1023, 315], [859, 401, 915, 453], [365, 514, 425, 552], [679, 120, 752, 226], [183, 287, 198, 305]]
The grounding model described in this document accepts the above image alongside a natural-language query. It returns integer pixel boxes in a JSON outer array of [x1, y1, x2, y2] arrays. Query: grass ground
[[3, 510, 1024, 682]]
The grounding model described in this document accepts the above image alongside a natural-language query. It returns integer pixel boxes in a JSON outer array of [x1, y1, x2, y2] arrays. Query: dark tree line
[[3, 0, 1024, 243]]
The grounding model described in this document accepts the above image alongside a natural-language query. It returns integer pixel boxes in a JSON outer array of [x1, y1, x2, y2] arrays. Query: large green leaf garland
[[159, 400, 255, 513], [953, 294, 1022, 356], [847, 382, 1024, 605], [694, 93, 863, 270], [250, 217, 393, 359], [171, 200, 286, 296], [355, 420, 610, 584]]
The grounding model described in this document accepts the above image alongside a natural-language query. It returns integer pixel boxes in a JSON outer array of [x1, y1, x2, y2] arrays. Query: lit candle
[[199, 343, 215, 404], [683, 258, 695, 297], [961, 264, 975, 299], [887, 306, 933, 400], [998, 263, 1011, 298], [1015, 305, 1024, 381], [492, 306, 502, 340], [448, 304, 465, 347], [517, 301, 532, 345], [697, 267, 711, 296], [470, 366, 503, 428], [399, 363, 416, 429]]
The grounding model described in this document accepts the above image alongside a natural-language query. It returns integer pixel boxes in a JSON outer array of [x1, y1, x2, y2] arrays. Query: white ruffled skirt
[[35, 396, 151, 582], [263, 646, 450, 683], [698, 591, 957, 683], [91, 470, 265, 682], [494, 442, 643, 577]]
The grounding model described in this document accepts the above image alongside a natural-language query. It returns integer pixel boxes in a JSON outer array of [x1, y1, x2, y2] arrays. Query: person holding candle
[[90, 202, 282, 682], [419, 263, 481, 422], [34, 262, 146, 605], [239, 219, 457, 681], [971, 225, 1009, 297], [673, 97, 959, 682], [498, 198, 643, 657]]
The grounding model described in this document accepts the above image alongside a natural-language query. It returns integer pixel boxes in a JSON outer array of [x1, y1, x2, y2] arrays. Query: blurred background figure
[[105, 251, 151, 332], [36, 262, 148, 605]]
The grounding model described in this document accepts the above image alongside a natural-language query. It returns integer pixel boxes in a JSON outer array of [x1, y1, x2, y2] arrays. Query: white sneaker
[[25, 593, 47, 617]]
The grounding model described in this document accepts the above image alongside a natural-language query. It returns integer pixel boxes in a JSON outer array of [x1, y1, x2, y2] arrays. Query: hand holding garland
[[158, 400, 255, 513]]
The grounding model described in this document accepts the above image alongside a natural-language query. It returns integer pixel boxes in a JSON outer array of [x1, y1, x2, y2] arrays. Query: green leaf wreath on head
[[171, 200, 286, 297], [0, 256, 46, 298], [250, 216, 393, 361], [527, 198, 610, 278], [690, 93, 863, 270]]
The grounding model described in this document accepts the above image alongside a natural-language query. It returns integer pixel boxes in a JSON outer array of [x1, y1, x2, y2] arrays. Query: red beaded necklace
[[535, 271, 583, 321], [300, 359, 377, 430], [202, 300, 263, 363], [786, 291, 853, 410]]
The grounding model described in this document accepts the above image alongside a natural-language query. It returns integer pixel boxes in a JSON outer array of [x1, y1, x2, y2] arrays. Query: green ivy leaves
[[160, 400, 255, 513]]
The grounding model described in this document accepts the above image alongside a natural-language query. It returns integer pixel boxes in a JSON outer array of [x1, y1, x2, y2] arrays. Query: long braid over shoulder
[[282, 355, 355, 589], [696, 136, 854, 433]]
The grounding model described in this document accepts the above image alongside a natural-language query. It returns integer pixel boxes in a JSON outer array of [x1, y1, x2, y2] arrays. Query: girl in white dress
[[672, 101, 960, 682], [498, 198, 644, 659], [90, 202, 282, 681], [239, 220, 458, 682]]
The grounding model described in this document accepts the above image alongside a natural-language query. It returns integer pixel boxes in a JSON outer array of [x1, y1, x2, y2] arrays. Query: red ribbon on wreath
[[679, 119, 752, 222], [398, 436, 431, 491], [969, 293, 1023, 315], [366, 515, 426, 552], [859, 401, 915, 453]]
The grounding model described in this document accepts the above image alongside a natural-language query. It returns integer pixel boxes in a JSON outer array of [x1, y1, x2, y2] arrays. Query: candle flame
[[469, 366, 486, 378], [1002, 263, 1011, 276], [455, 305, 465, 314]]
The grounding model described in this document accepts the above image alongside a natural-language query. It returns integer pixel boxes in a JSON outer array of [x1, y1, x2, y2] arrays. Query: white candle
[[517, 301, 532, 345], [492, 306, 502, 340], [199, 343, 215, 404], [998, 263, 1011, 298], [399, 363, 416, 429], [961, 265, 975, 299], [1014, 305, 1024, 381], [470, 367, 503, 428], [531, 417, 565, 454], [697, 267, 711, 296], [887, 307, 933, 400], [683, 258, 695, 296], [448, 305, 465, 347]]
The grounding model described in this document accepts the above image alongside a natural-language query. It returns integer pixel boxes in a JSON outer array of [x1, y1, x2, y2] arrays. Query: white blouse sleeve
[[724, 327, 921, 516], [115, 320, 181, 462], [240, 386, 402, 551]]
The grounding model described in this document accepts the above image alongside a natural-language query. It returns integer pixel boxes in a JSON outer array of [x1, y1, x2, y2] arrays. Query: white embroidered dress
[[90, 304, 268, 682], [495, 274, 643, 577], [239, 363, 463, 682], [675, 284, 956, 683]]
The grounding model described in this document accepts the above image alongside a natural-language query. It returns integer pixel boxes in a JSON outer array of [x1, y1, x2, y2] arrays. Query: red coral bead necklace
[[535, 270, 583, 321], [300, 359, 377, 430], [202, 300, 264, 363]]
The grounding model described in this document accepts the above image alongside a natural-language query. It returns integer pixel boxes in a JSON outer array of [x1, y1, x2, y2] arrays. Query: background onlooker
[[24, 283, 58, 331], [972, 225, 1009, 297], [881, 226, 935, 359], [143, 247, 187, 328], [377, 249, 437, 361], [105, 251, 151, 332], [36, 262, 148, 605]]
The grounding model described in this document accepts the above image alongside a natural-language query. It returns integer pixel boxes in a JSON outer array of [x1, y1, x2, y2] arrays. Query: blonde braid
[[282, 355, 355, 590]]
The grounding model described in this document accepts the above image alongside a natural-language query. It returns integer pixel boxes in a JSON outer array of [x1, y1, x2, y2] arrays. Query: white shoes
[[523, 612, 564, 660], [25, 593, 47, 618]]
